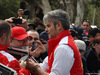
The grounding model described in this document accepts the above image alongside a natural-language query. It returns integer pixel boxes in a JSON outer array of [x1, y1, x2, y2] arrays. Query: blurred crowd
[[0, 8, 100, 75]]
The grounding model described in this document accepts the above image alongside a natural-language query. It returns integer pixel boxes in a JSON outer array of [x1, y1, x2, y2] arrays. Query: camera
[[20, 2, 30, 15], [12, 18, 22, 24], [23, 9, 30, 15], [32, 41, 38, 51]]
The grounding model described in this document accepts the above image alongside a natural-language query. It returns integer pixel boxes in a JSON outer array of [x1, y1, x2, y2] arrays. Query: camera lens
[[24, 10, 30, 15]]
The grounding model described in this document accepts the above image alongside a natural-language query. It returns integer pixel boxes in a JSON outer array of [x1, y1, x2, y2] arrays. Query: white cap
[[75, 40, 86, 51]]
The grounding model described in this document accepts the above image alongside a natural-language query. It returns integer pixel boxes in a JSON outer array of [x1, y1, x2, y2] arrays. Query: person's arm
[[26, 58, 49, 75], [5, 17, 28, 30], [17, 9, 24, 17], [32, 65, 49, 75], [26, 45, 74, 75]]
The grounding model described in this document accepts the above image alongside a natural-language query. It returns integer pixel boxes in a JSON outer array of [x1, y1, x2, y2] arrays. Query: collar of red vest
[[0, 44, 9, 52], [48, 30, 70, 56]]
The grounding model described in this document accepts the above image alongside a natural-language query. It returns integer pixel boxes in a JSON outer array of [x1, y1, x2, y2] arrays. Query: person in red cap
[[10, 26, 32, 50], [0, 20, 31, 75], [9, 26, 32, 60]]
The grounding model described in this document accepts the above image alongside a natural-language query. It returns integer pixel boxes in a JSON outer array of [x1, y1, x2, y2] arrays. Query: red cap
[[11, 26, 32, 40]]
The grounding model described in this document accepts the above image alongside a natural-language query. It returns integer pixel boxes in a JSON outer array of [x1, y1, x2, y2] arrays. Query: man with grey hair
[[26, 9, 83, 75]]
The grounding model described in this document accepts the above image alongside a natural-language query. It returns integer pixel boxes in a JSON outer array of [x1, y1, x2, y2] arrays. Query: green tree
[[89, 0, 100, 7], [0, 0, 20, 20], [86, 0, 100, 28]]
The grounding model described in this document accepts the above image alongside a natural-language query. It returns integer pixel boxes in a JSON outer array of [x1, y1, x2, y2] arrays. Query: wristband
[[33, 65, 40, 72]]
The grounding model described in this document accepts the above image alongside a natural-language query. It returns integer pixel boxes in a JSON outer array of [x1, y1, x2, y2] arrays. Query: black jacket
[[84, 47, 100, 73]]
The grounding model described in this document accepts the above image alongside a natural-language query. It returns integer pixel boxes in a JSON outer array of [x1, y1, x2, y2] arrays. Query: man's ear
[[56, 21, 62, 30], [0, 34, 6, 42], [89, 35, 93, 41]]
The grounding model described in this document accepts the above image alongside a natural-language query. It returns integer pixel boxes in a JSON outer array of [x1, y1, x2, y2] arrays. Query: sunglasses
[[83, 20, 90, 25]]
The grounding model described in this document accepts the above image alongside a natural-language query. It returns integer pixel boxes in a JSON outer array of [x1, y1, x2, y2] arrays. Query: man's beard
[[12, 46, 29, 51]]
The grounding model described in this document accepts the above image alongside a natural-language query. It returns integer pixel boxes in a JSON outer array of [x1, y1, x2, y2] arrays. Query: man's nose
[[45, 27, 48, 32], [23, 40, 29, 46]]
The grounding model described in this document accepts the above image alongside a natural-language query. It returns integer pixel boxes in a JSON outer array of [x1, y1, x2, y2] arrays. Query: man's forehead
[[44, 20, 53, 26], [83, 22, 90, 25], [96, 33, 100, 37], [44, 20, 48, 26]]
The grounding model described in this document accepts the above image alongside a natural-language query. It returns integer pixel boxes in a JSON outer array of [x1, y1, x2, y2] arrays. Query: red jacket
[[47, 30, 83, 75], [0, 44, 31, 75]]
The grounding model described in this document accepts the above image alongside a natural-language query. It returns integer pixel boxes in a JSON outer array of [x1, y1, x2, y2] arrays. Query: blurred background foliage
[[86, 0, 100, 28], [0, 0, 20, 19], [0, 0, 100, 28]]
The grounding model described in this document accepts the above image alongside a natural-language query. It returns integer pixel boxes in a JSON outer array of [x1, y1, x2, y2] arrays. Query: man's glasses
[[29, 37, 39, 41], [34, 38, 39, 41], [12, 37, 30, 43]]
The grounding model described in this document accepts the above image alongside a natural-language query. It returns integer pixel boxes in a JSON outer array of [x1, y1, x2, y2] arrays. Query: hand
[[36, 40, 46, 53], [26, 58, 38, 70], [26, 58, 49, 75], [5, 17, 15, 26], [20, 60, 26, 68], [17, 18, 28, 30], [18, 9, 24, 17], [29, 40, 46, 58]]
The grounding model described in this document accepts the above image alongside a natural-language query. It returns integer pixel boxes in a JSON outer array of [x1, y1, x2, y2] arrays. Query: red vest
[[47, 30, 83, 75], [0, 44, 31, 75]]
